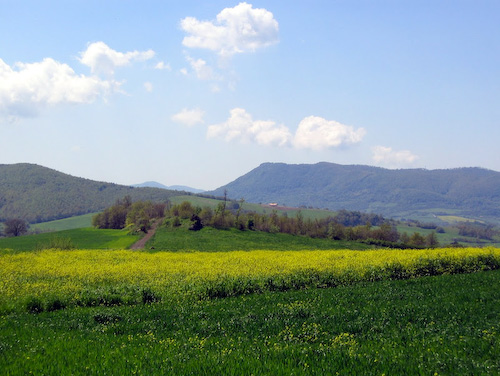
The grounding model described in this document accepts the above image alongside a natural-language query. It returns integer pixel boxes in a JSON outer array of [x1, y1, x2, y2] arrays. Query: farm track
[[130, 219, 161, 249]]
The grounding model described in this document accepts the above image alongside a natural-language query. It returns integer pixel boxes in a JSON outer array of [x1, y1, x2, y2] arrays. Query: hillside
[[0, 164, 179, 223], [208, 162, 500, 222]]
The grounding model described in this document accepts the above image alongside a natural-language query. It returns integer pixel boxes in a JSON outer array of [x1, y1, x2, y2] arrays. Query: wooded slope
[[209, 162, 500, 221], [0, 164, 178, 223]]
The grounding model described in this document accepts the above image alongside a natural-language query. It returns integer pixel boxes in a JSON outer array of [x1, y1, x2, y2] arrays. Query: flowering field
[[1, 247, 499, 374], [1, 247, 498, 313]]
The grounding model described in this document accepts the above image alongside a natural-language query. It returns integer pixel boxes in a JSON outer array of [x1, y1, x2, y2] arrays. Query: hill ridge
[[208, 162, 500, 222], [0, 163, 178, 223]]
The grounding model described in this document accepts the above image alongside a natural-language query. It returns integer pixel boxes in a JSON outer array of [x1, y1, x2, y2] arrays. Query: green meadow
[[30, 213, 97, 232], [0, 228, 139, 252], [0, 270, 498, 375], [148, 224, 373, 251], [1, 220, 499, 374]]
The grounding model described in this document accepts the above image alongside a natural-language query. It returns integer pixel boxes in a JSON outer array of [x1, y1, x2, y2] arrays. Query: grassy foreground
[[1, 245, 499, 374], [0, 270, 498, 375]]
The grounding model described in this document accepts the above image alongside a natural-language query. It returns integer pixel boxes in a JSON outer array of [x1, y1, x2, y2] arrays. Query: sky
[[1, 1, 499, 190]]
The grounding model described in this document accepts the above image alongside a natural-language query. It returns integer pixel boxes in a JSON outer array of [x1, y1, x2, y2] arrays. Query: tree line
[[164, 200, 439, 248], [91, 197, 441, 248], [91, 196, 167, 232]]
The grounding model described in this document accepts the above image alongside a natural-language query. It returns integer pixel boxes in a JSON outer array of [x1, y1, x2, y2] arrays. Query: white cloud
[[143, 82, 153, 92], [186, 56, 218, 80], [293, 116, 366, 150], [154, 61, 171, 71], [172, 108, 205, 127], [79, 41, 155, 75], [372, 145, 419, 166], [207, 110, 367, 150], [0, 57, 116, 119], [207, 108, 291, 147], [181, 2, 279, 57]]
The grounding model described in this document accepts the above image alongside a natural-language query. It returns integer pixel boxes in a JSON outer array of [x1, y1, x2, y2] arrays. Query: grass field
[[437, 215, 485, 224], [396, 223, 500, 247], [149, 224, 372, 251], [30, 213, 96, 232], [0, 270, 498, 375], [0, 225, 368, 253], [0, 228, 140, 252], [170, 195, 336, 220], [1, 222, 499, 375]]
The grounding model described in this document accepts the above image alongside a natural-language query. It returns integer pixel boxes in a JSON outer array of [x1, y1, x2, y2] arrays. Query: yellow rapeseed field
[[1, 247, 499, 312]]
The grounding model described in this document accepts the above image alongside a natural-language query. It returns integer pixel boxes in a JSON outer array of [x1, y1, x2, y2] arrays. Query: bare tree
[[4, 218, 29, 237]]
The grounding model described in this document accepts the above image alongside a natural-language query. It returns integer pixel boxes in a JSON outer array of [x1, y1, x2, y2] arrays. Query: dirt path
[[129, 219, 162, 250]]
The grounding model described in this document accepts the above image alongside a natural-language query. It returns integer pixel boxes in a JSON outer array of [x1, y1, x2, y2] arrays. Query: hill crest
[[208, 162, 500, 222], [0, 163, 177, 223]]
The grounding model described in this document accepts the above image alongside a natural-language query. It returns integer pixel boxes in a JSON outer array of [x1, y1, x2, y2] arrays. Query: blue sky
[[1, 1, 499, 190]]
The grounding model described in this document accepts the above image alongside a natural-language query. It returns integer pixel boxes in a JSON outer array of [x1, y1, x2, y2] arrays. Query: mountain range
[[131, 181, 204, 193], [1, 162, 500, 225], [208, 162, 500, 222]]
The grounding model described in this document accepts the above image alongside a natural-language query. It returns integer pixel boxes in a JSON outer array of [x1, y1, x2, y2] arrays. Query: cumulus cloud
[[293, 116, 366, 150], [79, 41, 155, 75], [181, 2, 279, 57], [207, 108, 291, 147], [0, 57, 116, 119], [172, 108, 205, 127], [207, 110, 367, 150], [185, 56, 219, 80], [372, 146, 419, 166]]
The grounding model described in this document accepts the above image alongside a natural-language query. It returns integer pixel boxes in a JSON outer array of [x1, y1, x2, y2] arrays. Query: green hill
[[0, 163, 180, 223], [208, 162, 500, 223]]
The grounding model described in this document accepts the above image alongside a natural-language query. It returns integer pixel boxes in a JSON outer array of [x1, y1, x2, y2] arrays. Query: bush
[[172, 216, 181, 227], [46, 298, 66, 312], [26, 298, 44, 314], [189, 214, 203, 231], [142, 289, 161, 304], [36, 236, 75, 250]]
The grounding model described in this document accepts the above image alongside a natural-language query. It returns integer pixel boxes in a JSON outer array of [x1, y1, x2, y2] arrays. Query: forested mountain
[[0, 164, 178, 223], [3, 162, 500, 225], [209, 162, 500, 221]]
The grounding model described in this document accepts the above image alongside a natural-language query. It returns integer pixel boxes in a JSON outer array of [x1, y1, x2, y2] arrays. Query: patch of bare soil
[[129, 219, 161, 249]]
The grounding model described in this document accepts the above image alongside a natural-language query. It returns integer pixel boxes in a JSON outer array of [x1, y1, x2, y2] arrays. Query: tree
[[399, 232, 410, 245], [189, 214, 203, 231], [234, 198, 245, 229], [4, 218, 29, 237], [170, 201, 196, 219], [372, 223, 399, 242], [425, 232, 439, 248], [199, 206, 214, 225], [328, 222, 345, 240], [409, 232, 426, 248]]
